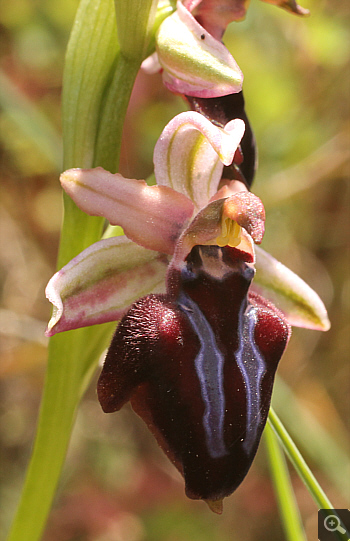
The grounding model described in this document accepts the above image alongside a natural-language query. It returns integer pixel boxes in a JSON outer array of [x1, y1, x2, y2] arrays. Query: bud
[[156, 1, 243, 97]]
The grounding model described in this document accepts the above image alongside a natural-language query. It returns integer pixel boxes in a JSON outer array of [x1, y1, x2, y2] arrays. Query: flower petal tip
[[254, 247, 331, 332], [261, 0, 309, 17], [289, 311, 331, 332], [45, 274, 63, 337], [44, 237, 168, 337], [60, 167, 82, 185], [45, 322, 56, 338], [205, 499, 223, 514], [318, 316, 331, 332], [141, 51, 161, 74]]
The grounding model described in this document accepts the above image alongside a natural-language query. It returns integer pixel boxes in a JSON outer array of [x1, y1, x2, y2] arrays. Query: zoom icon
[[318, 510, 350, 541]]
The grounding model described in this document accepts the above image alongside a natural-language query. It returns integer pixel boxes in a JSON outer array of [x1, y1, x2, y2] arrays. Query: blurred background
[[0, 0, 349, 539]]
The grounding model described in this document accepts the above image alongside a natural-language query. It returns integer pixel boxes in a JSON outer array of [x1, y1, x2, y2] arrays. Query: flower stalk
[[6, 1, 158, 540], [268, 409, 350, 541], [264, 422, 307, 541]]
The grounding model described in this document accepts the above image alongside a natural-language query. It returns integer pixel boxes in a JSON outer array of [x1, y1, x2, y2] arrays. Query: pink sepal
[[60, 168, 194, 255], [45, 236, 167, 336], [253, 246, 330, 331]]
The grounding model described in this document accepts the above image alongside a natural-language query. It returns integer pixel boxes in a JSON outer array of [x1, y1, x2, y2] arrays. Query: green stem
[[264, 422, 307, 541], [6, 0, 160, 538], [58, 195, 105, 268], [268, 408, 350, 541], [272, 375, 349, 500], [94, 54, 140, 171], [6, 324, 114, 541]]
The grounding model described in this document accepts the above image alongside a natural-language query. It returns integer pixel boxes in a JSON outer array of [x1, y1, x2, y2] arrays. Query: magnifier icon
[[324, 514, 346, 534]]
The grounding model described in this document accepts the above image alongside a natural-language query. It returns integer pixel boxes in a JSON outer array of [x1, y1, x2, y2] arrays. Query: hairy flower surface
[[46, 111, 329, 511]]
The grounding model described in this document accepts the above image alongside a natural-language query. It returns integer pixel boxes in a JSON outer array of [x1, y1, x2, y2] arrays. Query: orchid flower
[[143, 1, 244, 98], [142, 0, 308, 183], [143, 2, 258, 188], [143, 0, 309, 97], [46, 111, 329, 512]]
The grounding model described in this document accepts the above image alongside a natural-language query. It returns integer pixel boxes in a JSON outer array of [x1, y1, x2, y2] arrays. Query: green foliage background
[[0, 0, 349, 539]]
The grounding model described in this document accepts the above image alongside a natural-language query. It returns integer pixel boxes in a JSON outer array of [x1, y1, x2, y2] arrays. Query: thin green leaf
[[272, 376, 350, 500], [264, 422, 307, 541], [6, 324, 114, 541], [93, 54, 145, 173], [268, 408, 350, 541]]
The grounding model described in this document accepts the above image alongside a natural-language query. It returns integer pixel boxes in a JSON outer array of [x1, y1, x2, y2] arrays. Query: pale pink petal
[[45, 236, 167, 336], [253, 246, 330, 331], [154, 111, 245, 210], [184, 0, 251, 40], [141, 51, 161, 74], [260, 0, 309, 16], [156, 1, 243, 97], [60, 167, 194, 255]]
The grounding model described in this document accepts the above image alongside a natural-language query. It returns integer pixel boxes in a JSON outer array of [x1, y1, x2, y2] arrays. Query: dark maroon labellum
[[97, 246, 289, 505]]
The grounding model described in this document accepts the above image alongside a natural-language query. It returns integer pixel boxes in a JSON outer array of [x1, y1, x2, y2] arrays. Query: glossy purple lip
[[97, 245, 290, 506]]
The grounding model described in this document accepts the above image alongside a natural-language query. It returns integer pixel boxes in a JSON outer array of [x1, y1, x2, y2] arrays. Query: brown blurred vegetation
[[0, 0, 349, 539]]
